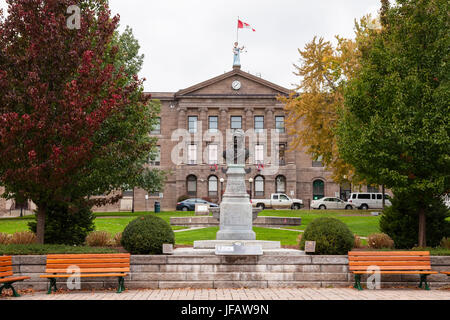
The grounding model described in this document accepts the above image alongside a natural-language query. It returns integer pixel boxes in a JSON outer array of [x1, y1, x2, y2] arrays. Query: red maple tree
[[0, 0, 149, 243]]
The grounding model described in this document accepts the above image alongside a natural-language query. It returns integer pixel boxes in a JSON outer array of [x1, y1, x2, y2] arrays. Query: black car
[[176, 198, 219, 211]]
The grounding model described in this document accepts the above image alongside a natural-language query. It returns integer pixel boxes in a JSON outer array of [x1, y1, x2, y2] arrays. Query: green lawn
[[259, 209, 380, 237], [0, 209, 378, 238], [174, 226, 302, 246]]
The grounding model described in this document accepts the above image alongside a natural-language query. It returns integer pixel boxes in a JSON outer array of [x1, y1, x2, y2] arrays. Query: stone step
[[170, 216, 301, 228]]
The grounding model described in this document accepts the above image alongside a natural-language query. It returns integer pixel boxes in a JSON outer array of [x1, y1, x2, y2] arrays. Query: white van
[[347, 193, 392, 210]]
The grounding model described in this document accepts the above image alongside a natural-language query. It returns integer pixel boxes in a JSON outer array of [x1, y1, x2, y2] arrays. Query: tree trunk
[[382, 185, 385, 209], [36, 206, 46, 244], [418, 207, 426, 247]]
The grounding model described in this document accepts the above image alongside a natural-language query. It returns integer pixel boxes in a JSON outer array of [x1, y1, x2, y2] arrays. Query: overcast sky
[[1, 0, 381, 92]]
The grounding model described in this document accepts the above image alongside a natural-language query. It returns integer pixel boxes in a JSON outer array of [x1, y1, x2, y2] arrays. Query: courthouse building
[[1, 62, 372, 214], [95, 63, 345, 212]]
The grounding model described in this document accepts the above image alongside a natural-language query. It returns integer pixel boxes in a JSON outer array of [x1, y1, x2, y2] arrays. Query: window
[[278, 144, 286, 165], [188, 144, 197, 165], [208, 144, 218, 164], [377, 194, 382, 200], [208, 176, 218, 197], [312, 154, 323, 167], [151, 117, 161, 135], [149, 146, 161, 166], [255, 144, 264, 164], [313, 179, 324, 200], [188, 116, 198, 133], [254, 116, 264, 133], [280, 194, 289, 200], [208, 116, 218, 133], [254, 176, 264, 197], [367, 185, 379, 193], [275, 116, 285, 133], [187, 175, 197, 197], [231, 116, 242, 130], [357, 193, 371, 199], [276, 175, 286, 193]]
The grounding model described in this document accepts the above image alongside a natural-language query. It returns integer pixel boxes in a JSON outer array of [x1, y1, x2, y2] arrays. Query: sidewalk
[[7, 288, 450, 300]]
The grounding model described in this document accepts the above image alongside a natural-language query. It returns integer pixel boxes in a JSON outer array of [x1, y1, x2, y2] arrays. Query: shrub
[[297, 233, 302, 245], [10, 231, 37, 244], [0, 233, 11, 245], [354, 235, 362, 249], [441, 237, 450, 249], [299, 217, 354, 255], [85, 231, 111, 247], [111, 232, 123, 247], [367, 233, 395, 249], [121, 215, 175, 254], [380, 192, 450, 248], [28, 200, 95, 245], [0, 244, 119, 255], [177, 195, 189, 202]]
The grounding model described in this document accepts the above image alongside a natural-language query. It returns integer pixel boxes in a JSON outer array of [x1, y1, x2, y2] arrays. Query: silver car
[[311, 197, 354, 210]]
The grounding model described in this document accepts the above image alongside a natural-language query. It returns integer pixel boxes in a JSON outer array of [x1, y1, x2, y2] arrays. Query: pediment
[[175, 68, 291, 97]]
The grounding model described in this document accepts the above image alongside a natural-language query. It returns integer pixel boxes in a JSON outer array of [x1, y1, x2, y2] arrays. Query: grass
[[0, 211, 190, 235], [174, 226, 302, 246], [1, 209, 448, 255], [259, 209, 381, 237]]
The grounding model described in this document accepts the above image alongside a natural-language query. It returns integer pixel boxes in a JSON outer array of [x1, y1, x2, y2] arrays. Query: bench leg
[[0, 282, 21, 297], [47, 278, 57, 294], [117, 276, 125, 294], [419, 274, 430, 290], [353, 274, 363, 291]]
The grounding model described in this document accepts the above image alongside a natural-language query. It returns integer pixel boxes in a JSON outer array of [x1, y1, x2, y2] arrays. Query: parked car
[[251, 193, 303, 210], [347, 193, 392, 210], [311, 197, 355, 210], [176, 198, 219, 211]]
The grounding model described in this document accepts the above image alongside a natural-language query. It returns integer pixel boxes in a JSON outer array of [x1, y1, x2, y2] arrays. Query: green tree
[[279, 16, 378, 184], [337, 0, 450, 247], [0, 0, 165, 243]]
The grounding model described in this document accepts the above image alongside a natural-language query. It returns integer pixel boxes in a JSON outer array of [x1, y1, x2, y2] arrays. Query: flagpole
[[236, 16, 239, 43]]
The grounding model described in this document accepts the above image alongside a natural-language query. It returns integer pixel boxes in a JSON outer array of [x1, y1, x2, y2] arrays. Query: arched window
[[186, 175, 197, 197], [254, 176, 264, 197], [276, 175, 286, 193], [313, 179, 325, 200], [208, 175, 218, 197]]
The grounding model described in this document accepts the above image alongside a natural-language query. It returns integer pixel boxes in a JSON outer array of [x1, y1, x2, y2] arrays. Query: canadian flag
[[238, 19, 255, 32]]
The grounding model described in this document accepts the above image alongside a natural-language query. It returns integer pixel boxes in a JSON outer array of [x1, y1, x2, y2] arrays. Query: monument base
[[194, 240, 281, 250]]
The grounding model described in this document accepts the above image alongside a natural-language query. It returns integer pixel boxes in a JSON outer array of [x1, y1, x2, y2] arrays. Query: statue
[[233, 42, 245, 67], [217, 130, 255, 240]]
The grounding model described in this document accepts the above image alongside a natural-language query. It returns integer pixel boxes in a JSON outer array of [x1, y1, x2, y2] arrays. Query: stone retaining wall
[[10, 254, 450, 291], [170, 216, 302, 228]]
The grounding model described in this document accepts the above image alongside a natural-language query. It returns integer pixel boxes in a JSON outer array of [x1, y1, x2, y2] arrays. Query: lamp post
[[249, 177, 253, 199], [220, 178, 224, 203]]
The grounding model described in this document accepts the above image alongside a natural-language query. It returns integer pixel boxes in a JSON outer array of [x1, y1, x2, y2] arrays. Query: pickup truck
[[251, 193, 303, 210]]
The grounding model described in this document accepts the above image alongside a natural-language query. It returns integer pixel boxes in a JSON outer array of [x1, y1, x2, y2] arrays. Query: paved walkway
[[7, 288, 450, 300]]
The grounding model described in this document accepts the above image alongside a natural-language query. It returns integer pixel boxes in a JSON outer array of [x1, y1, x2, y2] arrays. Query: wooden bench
[[348, 251, 438, 290], [40, 253, 130, 294], [0, 256, 30, 297]]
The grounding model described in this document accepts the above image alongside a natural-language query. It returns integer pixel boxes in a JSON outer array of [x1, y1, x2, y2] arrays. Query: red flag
[[238, 19, 255, 32]]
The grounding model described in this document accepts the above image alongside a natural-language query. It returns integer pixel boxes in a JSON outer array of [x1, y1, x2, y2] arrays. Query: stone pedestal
[[216, 164, 256, 240]]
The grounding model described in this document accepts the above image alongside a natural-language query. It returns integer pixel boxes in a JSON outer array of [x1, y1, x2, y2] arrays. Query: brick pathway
[[7, 288, 450, 300]]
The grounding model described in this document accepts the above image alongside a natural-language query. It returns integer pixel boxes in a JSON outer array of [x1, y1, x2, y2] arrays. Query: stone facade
[[0, 66, 382, 214], [93, 66, 348, 212], [10, 254, 450, 291]]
